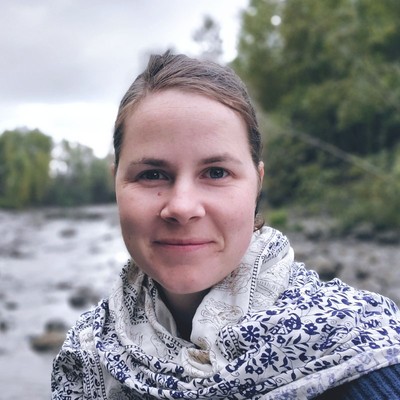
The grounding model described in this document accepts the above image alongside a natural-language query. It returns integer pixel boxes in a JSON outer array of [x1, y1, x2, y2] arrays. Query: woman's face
[[115, 89, 263, 301]]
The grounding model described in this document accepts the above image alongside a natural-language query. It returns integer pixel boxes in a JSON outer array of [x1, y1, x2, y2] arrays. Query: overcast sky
[[0, 0, 249, 157]]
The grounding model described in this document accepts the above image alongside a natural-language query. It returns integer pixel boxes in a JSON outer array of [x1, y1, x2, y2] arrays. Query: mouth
[[154, 239, 213, 251]]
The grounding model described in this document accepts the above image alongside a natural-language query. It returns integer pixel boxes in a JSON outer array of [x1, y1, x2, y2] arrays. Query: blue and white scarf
[[51, 227, 400, 399]]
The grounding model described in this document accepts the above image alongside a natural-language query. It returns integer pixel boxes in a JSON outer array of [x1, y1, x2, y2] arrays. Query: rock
[[9, 247, 30, 259], [55, 281, 73, 291], [102, 233, 113, 241], [30, 331, 66, 353], [59, 228, 76, 238], [376, 230, 400, 245], [68, 286, 100, 309], [307, 255, 342, 281], [355, 269, 370, 281], [46, 207, 105, 221], [303, 224, 325, 240], [352, 222, 375, 241], [0, 319, 9, 332], [29, 319, 68, 353], [45, 319, 69, 333], [4, 301, 18, 311], [302, 218, 335, 241]]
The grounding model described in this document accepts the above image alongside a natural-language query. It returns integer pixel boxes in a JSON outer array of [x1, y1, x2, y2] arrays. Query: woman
[[52, 52, 400, 399]]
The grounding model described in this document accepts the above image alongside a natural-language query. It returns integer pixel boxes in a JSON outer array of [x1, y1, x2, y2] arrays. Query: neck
[[159, 288, 209, 341]]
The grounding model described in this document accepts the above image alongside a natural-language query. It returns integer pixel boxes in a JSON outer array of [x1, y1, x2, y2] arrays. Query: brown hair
[[113, 51, 264, 228]]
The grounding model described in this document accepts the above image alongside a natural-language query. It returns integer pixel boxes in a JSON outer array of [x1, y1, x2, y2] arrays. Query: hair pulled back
[[113, 51, 262, 170]]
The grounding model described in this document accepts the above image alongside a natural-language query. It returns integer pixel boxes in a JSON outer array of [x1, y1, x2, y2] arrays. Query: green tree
[[88, 155, 115, 204], [46, 140, 114, 206], [234, 0, 400, 155], [0, 128, 52, 208]]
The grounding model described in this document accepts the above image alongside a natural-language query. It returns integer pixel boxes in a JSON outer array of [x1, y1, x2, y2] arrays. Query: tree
[[0, 128, 52, 208], [233, 0, 400, 155], [193, 15, 223, 62], [87, 155, 115, 204], [46, 140, 114, 206]]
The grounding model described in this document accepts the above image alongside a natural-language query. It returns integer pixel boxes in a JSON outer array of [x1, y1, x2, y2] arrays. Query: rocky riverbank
[[288, 223, 400, 306], [0, 205, 398, 399], [0, 205, 129, 400]]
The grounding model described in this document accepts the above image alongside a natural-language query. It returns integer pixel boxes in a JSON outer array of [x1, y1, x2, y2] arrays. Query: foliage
[[0, 128, 52, 208], [0, 129, 114, 209], [261, 117, 400, 230], [45, 140, 114, 207], [266, 208, 288, 229], [233, 0, 400, 155], [330, 146, 400, 231], [232, 0, 400, 230]]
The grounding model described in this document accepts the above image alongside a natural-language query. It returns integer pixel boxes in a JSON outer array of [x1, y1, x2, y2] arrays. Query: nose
[[159, 180, 206, 224]]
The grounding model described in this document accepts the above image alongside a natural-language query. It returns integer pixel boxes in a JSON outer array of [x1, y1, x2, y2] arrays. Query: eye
[[206, 167, 229, 179], [139, 170, 168, 180]]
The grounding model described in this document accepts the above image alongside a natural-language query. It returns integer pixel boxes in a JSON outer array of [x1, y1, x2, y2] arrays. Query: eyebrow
[[128, 158, 169, 168], [128, 153, 243, 168], [200, 153, 243, 165]]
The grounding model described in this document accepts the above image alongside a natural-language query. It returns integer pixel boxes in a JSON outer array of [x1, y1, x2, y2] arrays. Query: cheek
[[117, 191, 148, 231], [219, 192, 257, 236], [116, 185, 152, 213]]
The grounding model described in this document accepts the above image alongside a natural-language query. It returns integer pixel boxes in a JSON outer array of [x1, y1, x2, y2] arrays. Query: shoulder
[[62, 298, 110, 351], [51, 303, 109, 398], [316, 363, 400, 399]]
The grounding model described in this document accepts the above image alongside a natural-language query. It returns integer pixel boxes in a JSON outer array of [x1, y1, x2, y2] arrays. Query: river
[[0, 205, 398, 399]]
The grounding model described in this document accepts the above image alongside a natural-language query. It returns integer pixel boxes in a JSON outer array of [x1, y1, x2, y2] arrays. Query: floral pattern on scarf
[[51, 227, 400, 399]]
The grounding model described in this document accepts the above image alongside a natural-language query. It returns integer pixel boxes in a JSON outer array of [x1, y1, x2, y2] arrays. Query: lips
[[153, 238, 213, 251], [155, 239, 211, 245]]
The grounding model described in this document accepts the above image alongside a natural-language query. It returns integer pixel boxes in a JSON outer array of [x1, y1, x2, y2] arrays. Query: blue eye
[[207, 167, 228, 179], [140, 170, 167, 180]]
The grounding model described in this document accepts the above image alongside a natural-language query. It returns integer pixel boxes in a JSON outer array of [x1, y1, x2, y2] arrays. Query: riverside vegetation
[[1, 0, 400, 233], [232, 0, 400, 234]]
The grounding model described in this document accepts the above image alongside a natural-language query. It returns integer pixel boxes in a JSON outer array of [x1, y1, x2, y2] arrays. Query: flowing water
[[0, 205, 128, 400], [0, 205, 398, 399]]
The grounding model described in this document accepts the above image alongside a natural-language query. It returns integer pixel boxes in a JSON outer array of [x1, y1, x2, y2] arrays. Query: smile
[[154, 239, 213, 251]]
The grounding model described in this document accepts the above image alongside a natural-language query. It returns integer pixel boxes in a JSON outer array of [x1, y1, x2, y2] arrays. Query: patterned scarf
[[52, 227, 400, 399]]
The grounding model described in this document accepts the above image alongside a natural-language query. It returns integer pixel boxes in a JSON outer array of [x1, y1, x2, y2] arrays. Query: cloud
[[0, 0, 248, 156], [1, 0, 247, 104], [1, 1, 153, 103]]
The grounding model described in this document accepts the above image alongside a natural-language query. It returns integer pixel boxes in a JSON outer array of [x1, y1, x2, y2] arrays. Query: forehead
[[120, 89, 252, 159], [125, 89, 246, 136], [132, 89, 237, 120]]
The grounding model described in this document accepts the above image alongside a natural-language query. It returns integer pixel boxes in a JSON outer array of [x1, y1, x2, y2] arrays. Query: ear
[[254, 161, 265, 225], [258, 161, 264, 185]]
